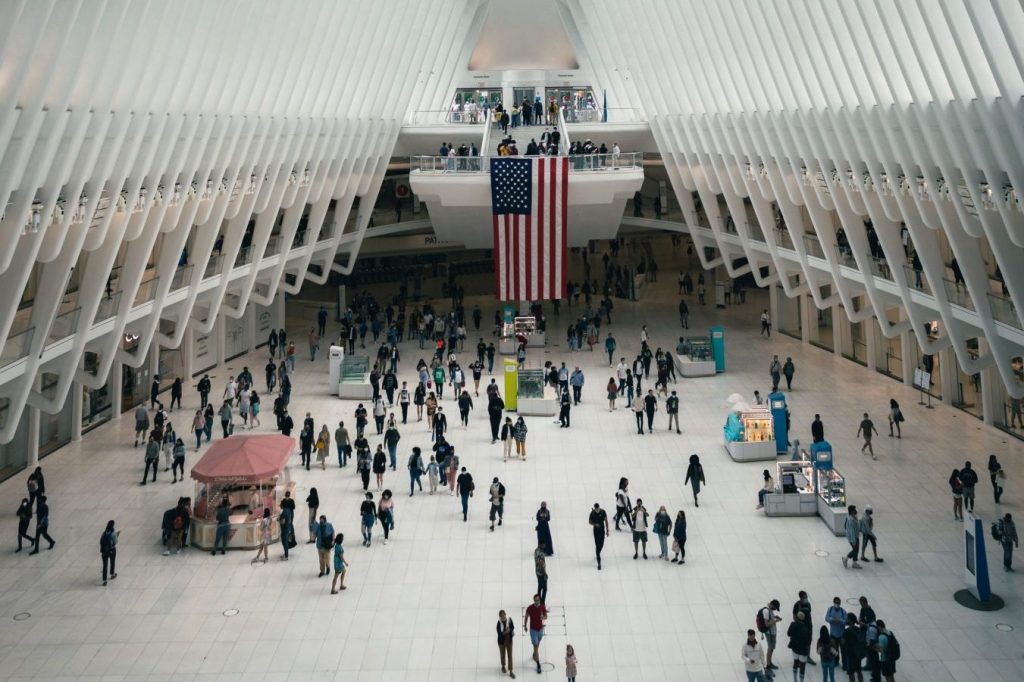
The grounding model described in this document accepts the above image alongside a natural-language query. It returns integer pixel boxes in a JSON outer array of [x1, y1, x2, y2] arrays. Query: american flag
[[490, 156, 568, 301]]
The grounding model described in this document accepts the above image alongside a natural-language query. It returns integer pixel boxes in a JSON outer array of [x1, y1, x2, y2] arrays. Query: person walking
[[959, 461, 979, 513], [614, 477, 633, 531], [997, 513, 1019, 571], [457, 390, 474, 428], [787, 612, 812, 682], [488, 477, 505, 531], [534, 544, 548, 604], [407, 447, 424, 496], [141, 435, 160, 485], [859, 506, 883, 562], [632, 393, 645, 435], [384, 421, 401, 470], [565, 644, 578, 682], [219, 400, 233, 439], [335, 421, 350, 467], [783, 357, 795, 390], [356, 438, 372, 491], [816, 625, 839, 682], [373, 396, 387, 435], [456, 467, 474, 522], [372, 444, 387, 491], [535, 502, 553, 555], [742, 628, 769, 682], [949, 468, 964, 520], [315, 425, 330, 470], [16, 499, 33, 552], [666, 390, 680, 433], [643, 389, 657, 433], [857, 413, 878, 460], [99, 520, 118, 586], [606, 377, 618, 411], [670, 510, 687, 564], [512, 416, 528, 459], [359, 492, 376, 547], [769, 355, 782, 392], [29, 495, 55, 554], [398, 382, 411, 423], [378, 490, 395, 545], [487, 394, 505, 443], [253, 508, 271, 563], [653, 505, 672, 559], [134, 406, 150, 448], [171, 438, 186, 483], [842, 505, 863, 569], [524, 594, 548, 675], [886, 399, 904, 438], [558, 388, 571, 428], [589, 503, 609, 569], [760, 309, 772, 336], [605, 333, 616, 366], [684, 454, 706, 506], [500, 416, 514, 460], [496, 610, 516, 679], [631, 498, 649, 560], [330, 533, 348, 593], [988, 453, 1005, 504], [314, 514, 334, 577], [426, 455, 439, 494]]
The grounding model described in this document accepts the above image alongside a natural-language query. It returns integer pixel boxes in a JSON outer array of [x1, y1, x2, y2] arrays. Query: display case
[[516, 368, 557, 416], [724, 406, 777, 461], [816, 468, 848, 535], [677, 336, 717, 377], [337, 355, 372, 399], [763, 459, 818, 517], [499, 316, 546, 353]]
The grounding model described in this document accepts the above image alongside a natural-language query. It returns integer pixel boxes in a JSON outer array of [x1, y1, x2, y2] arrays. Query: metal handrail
[[132, 275, 160, 307], [1, 327, 35, 368], [407, 110, 487, 125], [411, 152, 642, 174]]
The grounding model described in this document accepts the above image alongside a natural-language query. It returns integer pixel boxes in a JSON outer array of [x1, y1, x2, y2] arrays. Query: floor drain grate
[[814, 550, 829, 557], [12, 612, 30, 621], [996, 623, 1014, 632], [223, 609, 239, 617]]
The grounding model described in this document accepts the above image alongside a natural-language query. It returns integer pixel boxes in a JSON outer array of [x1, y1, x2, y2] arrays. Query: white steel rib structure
[[1, 0, 1023, 466]]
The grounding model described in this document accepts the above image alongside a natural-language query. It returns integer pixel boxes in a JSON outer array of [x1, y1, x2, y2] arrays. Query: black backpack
[[885, 631, 901, 661]]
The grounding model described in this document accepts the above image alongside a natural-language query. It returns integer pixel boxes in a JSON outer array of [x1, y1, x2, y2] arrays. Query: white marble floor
[[0, 241, 1022, 681]]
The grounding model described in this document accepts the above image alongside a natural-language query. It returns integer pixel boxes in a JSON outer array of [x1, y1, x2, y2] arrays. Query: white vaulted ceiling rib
[[0, 0, 484, 442], [566, 0, 1024, 397]]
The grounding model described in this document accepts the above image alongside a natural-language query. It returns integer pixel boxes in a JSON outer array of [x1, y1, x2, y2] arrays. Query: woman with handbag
[[887, 399, 904, 438]]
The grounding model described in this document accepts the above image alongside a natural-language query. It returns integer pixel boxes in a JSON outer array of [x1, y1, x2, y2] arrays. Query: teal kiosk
[[768, 391, 788, 454], [710, 326, 726, 373]]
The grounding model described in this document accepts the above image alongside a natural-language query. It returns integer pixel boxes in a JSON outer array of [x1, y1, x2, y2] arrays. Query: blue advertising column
[[952, 513, 1002, 610], [768, 391, 788, 454], [710, 326, 726, 373]]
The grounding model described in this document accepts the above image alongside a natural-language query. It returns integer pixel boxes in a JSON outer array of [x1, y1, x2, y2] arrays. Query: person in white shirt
[[742, 629, 768, 681], [616, 360, 627, 395]]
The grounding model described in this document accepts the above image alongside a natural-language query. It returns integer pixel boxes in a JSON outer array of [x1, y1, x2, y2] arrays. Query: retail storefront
[[192, 323, 219, 377], [224, 314, 250, 361]]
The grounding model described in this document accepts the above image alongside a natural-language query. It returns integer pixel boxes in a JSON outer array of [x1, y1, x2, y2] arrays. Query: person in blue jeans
[[212, 497, 231, 555], [456, 467, 474, 522], [741, 629, 768, 681], [815, 626, 838, 682], [408, 447, 424, 497]]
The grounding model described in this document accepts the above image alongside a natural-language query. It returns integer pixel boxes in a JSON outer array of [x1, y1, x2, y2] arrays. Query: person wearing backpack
[[99, 520, 118, 586], [998, 512, 1019, 572], [756, 599, 783, 671], [959, 461, 979, 512], [874, 620, 898, 682], [786, 611, 812, 682], [816, 625, 839, 682]]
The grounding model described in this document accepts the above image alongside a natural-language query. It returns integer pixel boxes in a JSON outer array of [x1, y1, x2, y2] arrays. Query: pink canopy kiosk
[[190, 434, 295, 550]]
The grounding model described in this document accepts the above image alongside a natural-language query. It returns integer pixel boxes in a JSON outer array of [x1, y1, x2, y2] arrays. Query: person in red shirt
[[524, 594, 548, 674]]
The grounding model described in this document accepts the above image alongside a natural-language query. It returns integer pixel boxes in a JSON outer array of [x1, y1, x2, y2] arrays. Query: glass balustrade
[[941, 277, 974, 311], [411, 152, 642, 174], [95, 291, 122, 322], [47, 307, 81, 344], [802, 234, 826, 259], [234, 245, 253, 267], [132, 276, 160, 307], [203, 254, 224, 280], [1, 328, 35, 368], [988, 292, 1021, 330], [170, 264, 194, 291]]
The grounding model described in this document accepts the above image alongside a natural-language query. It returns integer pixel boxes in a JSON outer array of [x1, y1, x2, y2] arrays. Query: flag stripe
[[560, 156, 568, 295]]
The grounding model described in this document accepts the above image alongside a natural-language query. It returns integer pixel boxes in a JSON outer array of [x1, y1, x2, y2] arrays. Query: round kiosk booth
[[189, 434, 295, 551]]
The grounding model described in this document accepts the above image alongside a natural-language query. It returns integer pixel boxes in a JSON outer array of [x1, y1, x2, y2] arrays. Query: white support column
[[27, 376, 41, 467], [865, 317, 879, 375], [276, 289, 286, 330], [71, 384, 83, 442], [215, 313, 227, 369], [899, 330, 915, 386], [938, 347, 958, 405], [768, 282, 779, 331], [978, 340, 997, 426], [182, 325, 194, 379], [801, 293, 816, 344], [831, 303, 845, 356], [246, 302, 257, 353], [111, 360, 123, 415], [150, 338, 160, 380]]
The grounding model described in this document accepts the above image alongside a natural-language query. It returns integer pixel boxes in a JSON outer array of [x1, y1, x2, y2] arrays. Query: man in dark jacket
[[487, 395, 505, 443], [811, 414, 825, 443], [456, 467, 474, 522]]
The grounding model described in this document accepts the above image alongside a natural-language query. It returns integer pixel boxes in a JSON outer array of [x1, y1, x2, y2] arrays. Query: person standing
[[524, 594, 548, 675], [535, 502, 553, 555], [534, 544, 548, 604], [631, 498, 649, 560], [558, 389, 571, 428], [614, 477, 633, 531], [792, 591, 817, 665], [666, 390, 680, 433], [171, 438, 186, 483], [512, 417, 528, 459], [769, 355, 782, 392], [605, 333, 616, 366], [570, 366, 585, 405], [757, 599, 783, 672], [99, 520, 118, 586], [742, 628, 768, 682], [783, 357, 795, 390], [496, 610, 516, 679], [456, 467, 474, 522], [588, 502, 610, 569], [196, 374, 211, 409], [488, 394, 505, 443], [825, 597, 848, 670], [211, 497, 230, 555], [141, 435, 160, 485], [378, 490, 394, 545], [279, 493, 294, 560], [959, 461, 979, 513], [335, 421, 350, 467], [684, 454, 706, 506], [671, 510, 687, 564], [330, 533, 348, 594], [488, 477, 505, 531], [133, 404, 150, 447], [314, 515, 335, 576], [857, 413, 878, 460], [398, 382, 411, 424], [760, 309, 771, 336], [372, 445, 387, 491], [170, 377, 182, 411], [998, 513, 1019, 571], [653, 505, 672, 559], [426, 455, 439, 494], [500, 416, 514, 460], [787, 612, 812, 682], [842, 613, 866, 682], [359, 492, 376, 547], [859, 597, 879, 682], [565, 644, 578, 682], [253, 508, 271, 563], [356, 437, 372, 491], [874, 621, 898, 682], [949, 468, 964, 520], [817, 625, 839, 682], [811, 414, 825, 443]]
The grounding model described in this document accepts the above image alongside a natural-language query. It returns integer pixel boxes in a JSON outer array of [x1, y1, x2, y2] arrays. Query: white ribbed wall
[[566, 0, 1024, 397], [0, 0, 485, 442]]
